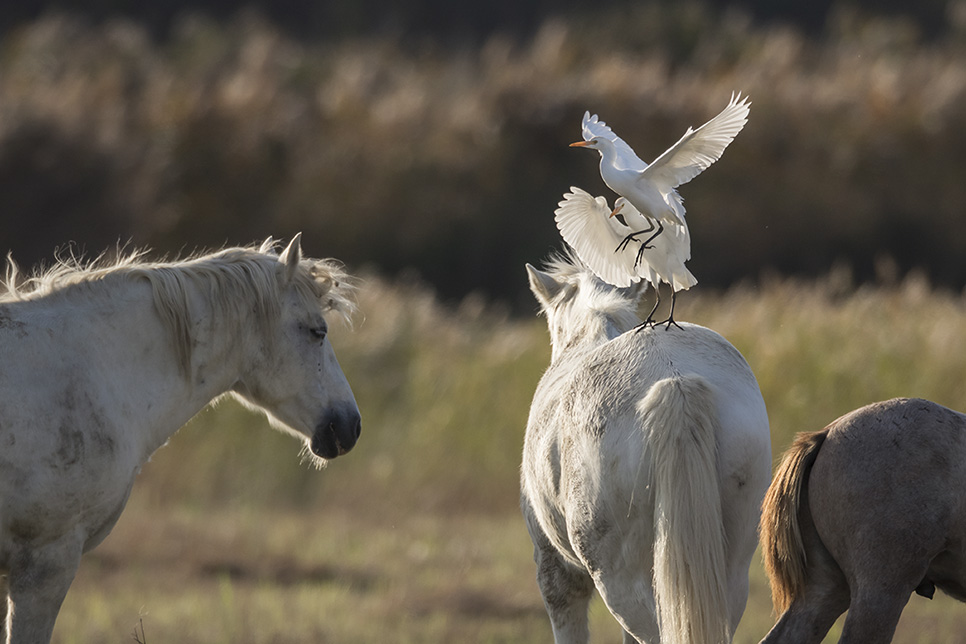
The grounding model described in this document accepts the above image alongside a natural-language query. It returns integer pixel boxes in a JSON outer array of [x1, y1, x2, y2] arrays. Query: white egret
[[570, 92, 751, 250], [554, 187, 696, 327]]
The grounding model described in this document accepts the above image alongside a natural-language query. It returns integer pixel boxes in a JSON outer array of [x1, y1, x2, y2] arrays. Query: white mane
[[538, 249, 642, 334], [2, 241, 356, 375]]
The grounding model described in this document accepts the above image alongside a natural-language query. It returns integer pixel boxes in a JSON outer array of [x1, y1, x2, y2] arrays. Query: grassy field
[[5, 4, 966, 642], [45, 271, 966, 643]]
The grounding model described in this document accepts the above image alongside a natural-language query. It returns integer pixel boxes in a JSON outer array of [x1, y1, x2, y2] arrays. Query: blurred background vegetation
[[6, 1, 966, 641], [2, 0, 966, 307]]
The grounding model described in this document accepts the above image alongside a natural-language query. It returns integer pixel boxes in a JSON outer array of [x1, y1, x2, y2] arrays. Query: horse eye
[[310, 327, 327, 341]]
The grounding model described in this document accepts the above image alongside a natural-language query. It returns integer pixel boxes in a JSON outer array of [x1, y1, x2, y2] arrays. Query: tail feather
[[760, 429, 828, 614], [642, 375, 729, 644]]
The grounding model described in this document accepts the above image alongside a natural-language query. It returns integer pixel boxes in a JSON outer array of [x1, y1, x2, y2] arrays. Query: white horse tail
[[760, 428, 828, 615], [642, 375, 730, 644]]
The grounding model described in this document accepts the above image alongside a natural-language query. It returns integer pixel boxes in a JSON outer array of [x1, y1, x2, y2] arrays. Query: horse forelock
[[289, 257, 357, 325]]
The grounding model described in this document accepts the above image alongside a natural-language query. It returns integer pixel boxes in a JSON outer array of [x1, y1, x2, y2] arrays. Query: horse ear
[[279, 233, 303, 283], [526, 264, 564, 308], [259, 237, 275, 254]]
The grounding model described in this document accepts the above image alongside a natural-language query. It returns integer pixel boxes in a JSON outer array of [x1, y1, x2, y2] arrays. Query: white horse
[[0, 235, 360, 644], [521, 254, 771, 644]]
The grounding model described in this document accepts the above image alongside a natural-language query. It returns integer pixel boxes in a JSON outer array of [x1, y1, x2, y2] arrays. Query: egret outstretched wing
[[642, 92, 750, 189], [581, 112, 648, 172], [554, 187, 637, 288]]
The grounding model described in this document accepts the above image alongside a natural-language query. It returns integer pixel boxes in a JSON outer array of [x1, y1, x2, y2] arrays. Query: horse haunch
[[760, 397, 966, 644]]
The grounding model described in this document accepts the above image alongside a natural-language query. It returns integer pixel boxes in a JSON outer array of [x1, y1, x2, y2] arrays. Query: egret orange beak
[[569, 141, 592, 147], [609, 203, 623, 218]]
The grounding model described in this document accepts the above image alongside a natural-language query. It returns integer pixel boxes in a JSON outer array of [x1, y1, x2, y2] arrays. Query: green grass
[[55, 510, 966, 643], [44, 273, 966, 642]]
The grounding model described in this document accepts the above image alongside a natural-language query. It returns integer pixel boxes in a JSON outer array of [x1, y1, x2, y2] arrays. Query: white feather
[[554, 187, 696, 292]]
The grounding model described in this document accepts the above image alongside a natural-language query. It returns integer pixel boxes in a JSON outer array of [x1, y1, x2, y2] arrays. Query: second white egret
[[554, 187, 696, 327]]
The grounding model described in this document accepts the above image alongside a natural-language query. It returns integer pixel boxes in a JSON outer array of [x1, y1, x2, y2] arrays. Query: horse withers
[[0, 235, 360, 644], [760, 397, 966, 644], [521, 255, 772, 644]]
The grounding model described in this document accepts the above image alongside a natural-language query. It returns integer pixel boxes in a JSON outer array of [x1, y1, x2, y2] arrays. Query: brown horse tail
[[760, 428, 829, 615]]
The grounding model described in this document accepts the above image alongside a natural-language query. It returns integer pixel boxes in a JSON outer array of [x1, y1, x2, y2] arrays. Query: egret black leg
[[635, 286, 661, 332], [638, 220, 664, 249], [634, 242, 648, 267], [614, 221, 656, 254], [658, 290, 683, 330]]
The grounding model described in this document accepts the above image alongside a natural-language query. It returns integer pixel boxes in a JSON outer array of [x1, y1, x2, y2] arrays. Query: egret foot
[[657, 290, 683, 330], [636, 220, 664, 254], [615, 220, 656, 254], [633, 243, 655, 267], [656, 316, 683, 331], [615, 234, 639, 254]]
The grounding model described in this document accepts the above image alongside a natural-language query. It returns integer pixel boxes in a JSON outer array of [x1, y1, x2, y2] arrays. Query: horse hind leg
[[760, 517, 849, 642], [837, 586, 913, 644], [591, 564, 660, 644], [759, 479, 851, 644], [525, 514, 595, 644], [1, 575, 8, 642], [534, 547, 595, 644], [759, 577, 849, 644], [572, 516, 660, 643]]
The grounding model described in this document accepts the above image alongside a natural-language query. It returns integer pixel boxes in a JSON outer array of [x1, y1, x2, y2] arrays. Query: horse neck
[[171, 273, 269, 396], [102, 272, 269, 456], [550, 311, 624, 364]]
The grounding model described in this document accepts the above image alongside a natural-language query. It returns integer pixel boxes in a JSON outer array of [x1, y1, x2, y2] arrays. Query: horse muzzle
[[310, 406, 362, 459]]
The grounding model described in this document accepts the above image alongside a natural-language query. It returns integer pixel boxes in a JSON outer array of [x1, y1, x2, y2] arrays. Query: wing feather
[[554, 187, 638, 287], [641, 93, 750, 189]]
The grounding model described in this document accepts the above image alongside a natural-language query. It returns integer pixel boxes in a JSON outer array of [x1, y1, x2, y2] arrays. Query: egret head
[[569, 137, 601, 150], [610, 198, 627, 218]]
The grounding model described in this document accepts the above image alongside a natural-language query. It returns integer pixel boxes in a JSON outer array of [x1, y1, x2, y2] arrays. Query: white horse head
[[526, 252, 644, 362], [229, 235, 361, 462]]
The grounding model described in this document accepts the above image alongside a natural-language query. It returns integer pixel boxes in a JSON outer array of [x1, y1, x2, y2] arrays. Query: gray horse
[[522, 255, 771, 644], [760, 397, 966, 643]]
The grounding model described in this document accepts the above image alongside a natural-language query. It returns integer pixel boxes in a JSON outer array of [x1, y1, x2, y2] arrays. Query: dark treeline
[[1, 3, 965, 308], [0, 0, 954, 43]]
